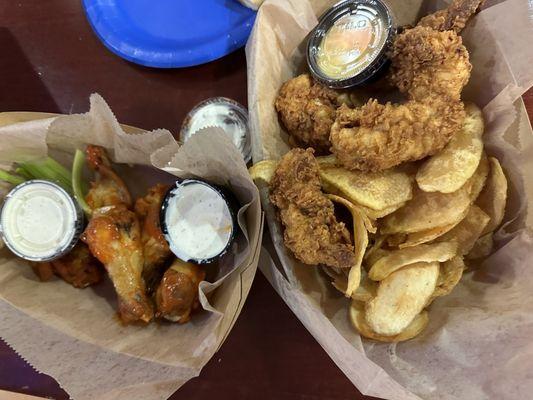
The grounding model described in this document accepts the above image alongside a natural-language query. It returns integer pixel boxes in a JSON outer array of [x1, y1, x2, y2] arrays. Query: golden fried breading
[[275, 74, 350, 154], [331, 99, 465, 172], [270, 148, 355, 269], [418, 0, 484, 33], [331, 1, 476, 172], [389, 27, 471, 102]]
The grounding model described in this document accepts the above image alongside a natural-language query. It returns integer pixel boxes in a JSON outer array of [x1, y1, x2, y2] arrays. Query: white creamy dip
[[163, 181, 233, 262], [0, 181, 80, 261]]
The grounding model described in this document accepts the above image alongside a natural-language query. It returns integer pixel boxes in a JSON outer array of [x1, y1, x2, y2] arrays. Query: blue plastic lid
[[83, 0, 257, 68]]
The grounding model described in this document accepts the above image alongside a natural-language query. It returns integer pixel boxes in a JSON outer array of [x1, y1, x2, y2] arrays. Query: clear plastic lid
[[180, 97, 251, 163], [307, 0, 395, 88], [0, 180, 84, 262]]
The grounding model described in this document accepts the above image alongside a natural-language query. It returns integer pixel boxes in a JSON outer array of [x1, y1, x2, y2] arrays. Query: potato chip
[[469, 152, 490, 201], [365, 248, 389, 269], [466, 233, 494, 260], [325, 267, 377, 302], [368, 241, 457, 281], [434, 205, 490, 256], [386, 233, 407, 248], [476, 157, 508, 235], [381, 156, 488, 234], [360, 202, 406, 220], [395, 222, 459, 248], [364, 235, 386, 261], [350, 301, 429, 342], [416, 103, 484, 193], [319, 164, 413, 211], [351, 270, 378, 302], [365, 262, 439, 336], [324, 268, 348, 294], [327, 194, 368, 297], [430, 256, 465, 301], [248, 160, 277, 183]]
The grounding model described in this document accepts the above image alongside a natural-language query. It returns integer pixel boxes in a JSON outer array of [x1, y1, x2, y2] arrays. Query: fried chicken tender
[[275, 74, 351, 154], [418, 0, 485, 33], [82, 145, 153, 324], [330, 0, 481, 172], [83, 205, 153, 324], [155, 259, 206, 323], [134, 184, 172, 293], [270, 148, 355, 269]]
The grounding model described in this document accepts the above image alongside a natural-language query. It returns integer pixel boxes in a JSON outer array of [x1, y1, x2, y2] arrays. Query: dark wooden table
[[0, 2, 531, 400]]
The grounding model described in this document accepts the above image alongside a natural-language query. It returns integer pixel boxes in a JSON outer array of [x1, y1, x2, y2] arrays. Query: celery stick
[[43, 157, 72, 183], [0, 170, 25, 186], [72, 149, 92, 216], [15, 167, 32, 180], [18, 158, 73, 192]]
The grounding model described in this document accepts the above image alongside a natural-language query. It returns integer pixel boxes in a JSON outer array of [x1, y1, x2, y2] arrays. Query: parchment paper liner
[[247, 0, 533, 399], [0, 94, 263, 400]]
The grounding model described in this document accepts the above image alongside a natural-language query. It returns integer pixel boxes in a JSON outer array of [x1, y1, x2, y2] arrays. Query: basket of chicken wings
[[0, 94, 262, 399]]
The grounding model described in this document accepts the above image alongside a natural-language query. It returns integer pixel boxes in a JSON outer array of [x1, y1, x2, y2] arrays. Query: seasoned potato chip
[[466, 233, 494, 260], [323, 267, 376, 302], [360, 202, 406, 220], [365, 248, 389, 269], [368, 241, 457, 281], [381, 185, 471, 234], [396, 222, 459, 248], [434, 205, 490, 255], [350, 301, 428, 342], [476, 157, 508, 235], [469, 152, 490, 201], [416, 103, 484, 193], [327, 194, 368, 297], [248, 160, 277, 183], [365, 262, 439, 336], [386, 233, 407, 248], [382, 156, 488, 234], [364, 235, 386, 261], [430, 256, 465, 301], [351, 270, 378, 302], [322, 266, 346, 293], [319, 164, 413, 211]]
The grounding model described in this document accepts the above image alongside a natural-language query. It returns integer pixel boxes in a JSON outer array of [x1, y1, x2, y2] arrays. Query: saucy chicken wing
[[270, 148, 355, 269], [50, 243, 102, 288], [85, 145, 132, 209], [155, 259, 205, 323], [82, 145, 153, 324], [134, 184, 172, 293], [82, 205, 153, 324]]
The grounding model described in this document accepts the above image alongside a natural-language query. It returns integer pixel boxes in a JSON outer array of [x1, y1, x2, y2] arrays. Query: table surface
[[0, 2, 531, 400]]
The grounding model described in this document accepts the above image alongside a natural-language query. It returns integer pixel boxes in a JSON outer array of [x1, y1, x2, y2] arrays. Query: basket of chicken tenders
[[247, 0, 533, 398], [0, 94, 263, 400]]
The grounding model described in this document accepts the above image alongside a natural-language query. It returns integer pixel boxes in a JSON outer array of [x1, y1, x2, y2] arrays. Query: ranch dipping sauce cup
[[0, 180, 84, 262], [160, 179, 238, 265]]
